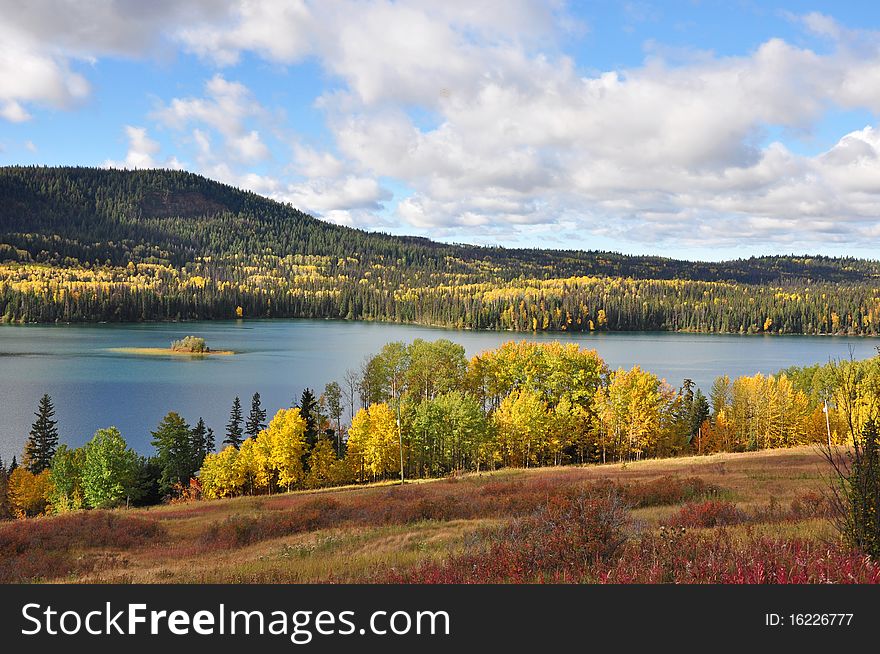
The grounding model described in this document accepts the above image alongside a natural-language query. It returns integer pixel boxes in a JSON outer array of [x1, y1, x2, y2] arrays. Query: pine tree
[[151, 412, 195, 496], [298, 388, 320, 447], [191, 417, 214, 467], [8, 456, 17, 474], [225, 396, 244, 448], [24, 393, 59, 473], [245, 392, 267, 438]]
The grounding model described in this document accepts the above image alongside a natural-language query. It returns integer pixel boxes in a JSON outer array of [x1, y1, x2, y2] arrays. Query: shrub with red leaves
[[0, 511, 165, 582], [599, 530, 880, 584], [385, 490, 631, 583], [664, 500, 744, 528]]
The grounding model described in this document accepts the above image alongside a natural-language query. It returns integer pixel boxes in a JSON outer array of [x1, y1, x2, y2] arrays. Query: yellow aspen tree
[[346, 403, 399, 480], [262, 408, 308, 492], [492, 389, 548, 468], [305, 436, 337, 488], [200, 446, 242, 499]]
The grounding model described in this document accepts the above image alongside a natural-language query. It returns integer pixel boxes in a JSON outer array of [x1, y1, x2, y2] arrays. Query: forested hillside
[[2, 165, 880, 333]]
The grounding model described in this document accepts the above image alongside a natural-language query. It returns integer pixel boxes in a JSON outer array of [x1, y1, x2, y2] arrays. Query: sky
[[2, 1, 880, 261]]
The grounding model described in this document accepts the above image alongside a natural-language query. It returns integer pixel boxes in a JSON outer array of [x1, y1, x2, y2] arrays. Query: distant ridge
[[1, 165, 878, 333]]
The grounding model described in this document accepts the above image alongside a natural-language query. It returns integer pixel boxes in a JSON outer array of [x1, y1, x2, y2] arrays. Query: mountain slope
[[1, 165, 878, 333]]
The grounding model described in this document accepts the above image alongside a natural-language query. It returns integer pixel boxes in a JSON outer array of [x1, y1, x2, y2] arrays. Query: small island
[[171, 335, 210, 353], [109, 335, 234, 357]]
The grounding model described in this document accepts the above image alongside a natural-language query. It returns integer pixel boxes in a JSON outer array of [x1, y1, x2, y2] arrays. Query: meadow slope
[[1, 446, 871, 584]]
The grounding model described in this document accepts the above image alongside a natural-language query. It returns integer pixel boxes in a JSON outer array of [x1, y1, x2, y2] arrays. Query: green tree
[[24, 393, 59, 473], [323, 381, 344, 454], [245, 392, 267, 438], [298, 388, 321, 447], [827, 416, 880, 558], [48, 444, 84, 512], [151, 411, 195, 496], [225, 396, 244, 447], [191, 417, 214, 467], [80, 427, 140, 508], [133, 456, 163, 506], [0, 456, 10, 520]]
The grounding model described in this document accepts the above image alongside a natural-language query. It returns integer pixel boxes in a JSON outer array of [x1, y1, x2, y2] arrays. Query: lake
[[0, 319, 876, 461]]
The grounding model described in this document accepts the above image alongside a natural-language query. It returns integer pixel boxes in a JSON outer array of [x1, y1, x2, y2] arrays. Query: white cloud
[[154, 74, 270, 163], [0, 101, 30, 122], [103, 125, 183, 169], [8, 1, 880, 249], [0, 1, 222, 122]]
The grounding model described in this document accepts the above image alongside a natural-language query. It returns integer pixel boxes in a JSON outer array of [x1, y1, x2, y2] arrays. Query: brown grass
[[0, 445, 837, 583]]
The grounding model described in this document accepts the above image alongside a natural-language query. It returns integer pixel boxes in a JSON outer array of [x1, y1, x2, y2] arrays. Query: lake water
[[0, 319, 876, 461]]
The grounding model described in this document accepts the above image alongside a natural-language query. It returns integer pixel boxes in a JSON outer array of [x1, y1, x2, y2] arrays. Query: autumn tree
[[24, 393, 59, 473], [596, 366, 664, 461], [260, 408, 308, 492], [493, 389, 549, 468], [346, 403, 400, 481], [7, 468, 51, 517], [48, 444, 84, 512], [305, 436, 337, 488], [200, 446, 243, 499]]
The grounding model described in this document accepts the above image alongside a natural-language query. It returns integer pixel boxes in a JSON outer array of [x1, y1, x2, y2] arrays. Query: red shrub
[[385, 490, 631, 583], [599, 530, 880, 584], [198, 473, 722, 551], [0, 511, 165, 582], [664, 500, 743, 528], [790, 490, 830, 520], [622, 476, 717, 507]]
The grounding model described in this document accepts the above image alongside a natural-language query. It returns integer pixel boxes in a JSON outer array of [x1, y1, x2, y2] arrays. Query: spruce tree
[[150, 412, 194, 496], [8, 456, 17, 474], [225, 396, 244, 447], [245, 392, 267, 438], [24, 393, 59, 473], [190, 417, 214, 467], [298, 388, 320, 447]]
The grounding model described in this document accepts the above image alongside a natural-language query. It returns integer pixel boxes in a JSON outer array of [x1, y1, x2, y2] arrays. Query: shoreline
[[1, 317, 876, 338]]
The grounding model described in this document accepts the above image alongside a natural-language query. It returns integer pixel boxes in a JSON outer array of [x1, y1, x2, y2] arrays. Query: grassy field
[[2, 446, 876, 584]]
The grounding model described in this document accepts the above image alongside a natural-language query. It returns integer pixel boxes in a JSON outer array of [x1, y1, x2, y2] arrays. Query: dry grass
[[0, 445, 841, 584]]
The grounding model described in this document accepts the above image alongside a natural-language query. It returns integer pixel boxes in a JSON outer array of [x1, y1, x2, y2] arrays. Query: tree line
[[3, 338, 875, 518], [3, 166, 880, 334]]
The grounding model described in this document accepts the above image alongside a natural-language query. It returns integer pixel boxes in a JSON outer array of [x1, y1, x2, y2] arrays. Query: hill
[[1, 165, 879, 333]]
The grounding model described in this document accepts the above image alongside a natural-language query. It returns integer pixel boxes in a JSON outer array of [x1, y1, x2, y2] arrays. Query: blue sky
[[2, 1, 880, 260]]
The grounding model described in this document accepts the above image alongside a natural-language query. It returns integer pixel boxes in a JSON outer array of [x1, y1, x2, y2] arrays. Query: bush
[[826, 417, 880, 558], [664, 500, 743, 529], [600, 530, 880, 584], [0, 512, 165, 582], [385, 490, 631, 583], [171, 335, 208, 352], [620, 476, 718, 508]]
